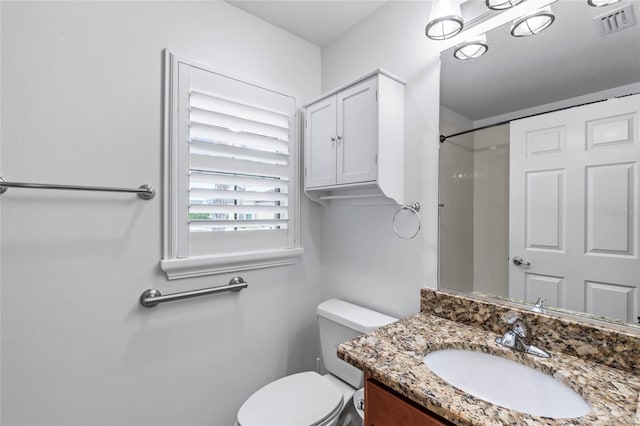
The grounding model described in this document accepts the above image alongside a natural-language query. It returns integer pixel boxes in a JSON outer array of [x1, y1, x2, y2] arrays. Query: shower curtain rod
[[439, 92, 639, 144]]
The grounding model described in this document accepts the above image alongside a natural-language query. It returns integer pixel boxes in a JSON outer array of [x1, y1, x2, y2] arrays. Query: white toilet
[[236, 299, 397, 426]]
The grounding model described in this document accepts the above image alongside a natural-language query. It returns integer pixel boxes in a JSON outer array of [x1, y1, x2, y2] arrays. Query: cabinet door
[[305, 96, 337, 188], [337, 77, 378, 185], [365, 379, 451, 426]]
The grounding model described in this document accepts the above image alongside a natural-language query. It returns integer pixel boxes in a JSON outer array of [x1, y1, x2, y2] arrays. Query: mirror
[[438, 0, 640, 327]]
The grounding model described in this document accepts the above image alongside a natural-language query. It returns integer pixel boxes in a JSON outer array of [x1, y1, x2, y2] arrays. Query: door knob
[[512, 256, 531, 267]]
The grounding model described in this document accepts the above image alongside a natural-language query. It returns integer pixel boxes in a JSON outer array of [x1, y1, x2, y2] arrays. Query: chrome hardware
[[512, 256, 531, 267], [0, 176, 155, 200], [330, 137, 336, 142], [533, 298, 547, 312], [137, 185, 156, 200], [392, 202, 421, 240], [0, 177, 8, 195], [336, 135, 342, 143], [140, 276, 247, 308], [357, 399, 364, 411], [495, 315, 550, 358]]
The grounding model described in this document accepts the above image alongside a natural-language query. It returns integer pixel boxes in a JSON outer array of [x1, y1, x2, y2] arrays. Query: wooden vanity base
[[365, 375, 453, 426]]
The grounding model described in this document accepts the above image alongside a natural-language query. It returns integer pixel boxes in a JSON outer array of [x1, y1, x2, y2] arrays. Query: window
[[161, 51, 303, 279]]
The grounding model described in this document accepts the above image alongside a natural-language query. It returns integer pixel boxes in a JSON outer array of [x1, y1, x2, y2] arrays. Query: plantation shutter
[[181, 66, 298, 257]]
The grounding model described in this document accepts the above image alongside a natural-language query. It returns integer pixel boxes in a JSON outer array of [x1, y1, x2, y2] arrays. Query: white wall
[[0, 2, 322, 425], [319, 1, 441, 318]]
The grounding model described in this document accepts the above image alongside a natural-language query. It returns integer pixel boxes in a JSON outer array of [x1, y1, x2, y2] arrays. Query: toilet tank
[[317, 299, 397, 389]]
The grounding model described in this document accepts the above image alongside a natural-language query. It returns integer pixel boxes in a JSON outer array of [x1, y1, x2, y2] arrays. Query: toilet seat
[[237, 371, 344, 426]]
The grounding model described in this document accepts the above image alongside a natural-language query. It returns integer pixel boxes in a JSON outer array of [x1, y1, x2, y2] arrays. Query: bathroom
[[1, 1, 638, 425]]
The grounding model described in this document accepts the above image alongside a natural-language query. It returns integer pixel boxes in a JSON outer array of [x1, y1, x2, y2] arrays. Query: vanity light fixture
[[486, 0, 525, 11], [510, 5, 555, 37], [425, 0, 464, 40], [453, 34, 489, 60], [587, 0, 622, 6]]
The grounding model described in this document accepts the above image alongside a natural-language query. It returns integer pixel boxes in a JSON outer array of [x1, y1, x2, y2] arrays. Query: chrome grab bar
[[139, 276, 247, 308], [0, 176, 155, 200]]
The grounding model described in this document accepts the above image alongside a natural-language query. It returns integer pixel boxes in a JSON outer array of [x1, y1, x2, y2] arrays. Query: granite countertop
[[337, 312, 640, 425]]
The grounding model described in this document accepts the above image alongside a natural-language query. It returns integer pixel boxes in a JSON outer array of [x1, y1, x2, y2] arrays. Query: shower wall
[[439, 110, 509, 297], [439, 109, 474, 293], [472, 125, 510, 297]]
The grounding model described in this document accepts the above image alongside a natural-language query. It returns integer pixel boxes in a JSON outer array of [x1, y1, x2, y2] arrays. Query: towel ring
[[392, 202, 421, 240]]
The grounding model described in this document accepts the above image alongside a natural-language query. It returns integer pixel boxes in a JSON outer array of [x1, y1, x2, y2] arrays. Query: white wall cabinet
[[304, 70, 405, 205], [305, 96, 338, 188], [305, 77, 378, 188]]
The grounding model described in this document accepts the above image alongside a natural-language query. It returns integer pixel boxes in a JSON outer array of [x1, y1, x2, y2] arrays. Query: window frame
[[161, 50, 303, 280]]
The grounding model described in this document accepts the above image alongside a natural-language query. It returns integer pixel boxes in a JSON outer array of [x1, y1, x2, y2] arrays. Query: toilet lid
[[237, 372, 343, 426]]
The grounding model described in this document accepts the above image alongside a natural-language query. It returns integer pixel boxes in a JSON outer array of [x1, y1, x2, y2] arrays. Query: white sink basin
[[423, 349, 590, 419]]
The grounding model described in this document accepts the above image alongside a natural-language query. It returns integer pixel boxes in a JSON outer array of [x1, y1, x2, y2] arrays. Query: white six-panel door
[[509, 94, 640, 323]]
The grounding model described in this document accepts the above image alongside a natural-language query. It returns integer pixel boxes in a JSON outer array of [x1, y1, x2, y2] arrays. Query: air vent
[[594, 4, 636, 36]]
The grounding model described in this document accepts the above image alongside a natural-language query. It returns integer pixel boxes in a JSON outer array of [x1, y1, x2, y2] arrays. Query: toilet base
[[336, 398, 363, 426]]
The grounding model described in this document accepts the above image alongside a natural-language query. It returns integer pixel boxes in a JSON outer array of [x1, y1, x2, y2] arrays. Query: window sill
[[160, 247, 304, 280]]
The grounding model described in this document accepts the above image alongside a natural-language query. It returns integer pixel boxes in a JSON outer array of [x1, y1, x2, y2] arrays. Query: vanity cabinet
[[303, 69, 405, 206], [365, 378, 453, 426]]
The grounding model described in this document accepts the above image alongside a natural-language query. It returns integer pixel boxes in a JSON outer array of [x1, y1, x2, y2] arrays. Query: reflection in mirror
[[438, 0, 640, 327]]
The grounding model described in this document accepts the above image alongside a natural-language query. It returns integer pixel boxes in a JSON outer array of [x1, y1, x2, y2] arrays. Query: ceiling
[[440, 0, 640, 121], [225, 0, 639, 120], [226, 0, 387, 46]]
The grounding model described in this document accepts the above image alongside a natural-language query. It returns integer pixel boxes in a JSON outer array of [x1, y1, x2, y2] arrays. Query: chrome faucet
[[495, 315, 550, 358], [532, 298, 547, 313]]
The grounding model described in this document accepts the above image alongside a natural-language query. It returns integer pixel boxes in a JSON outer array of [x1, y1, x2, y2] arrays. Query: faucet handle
[[505, 315, 527, 338], [504, 314, 522, 325], [512, 319, 527, 338], [534, 298, 546, 309]]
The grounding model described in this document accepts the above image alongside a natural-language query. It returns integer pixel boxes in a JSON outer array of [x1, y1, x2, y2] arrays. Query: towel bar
[[0, 176, 155, 200]]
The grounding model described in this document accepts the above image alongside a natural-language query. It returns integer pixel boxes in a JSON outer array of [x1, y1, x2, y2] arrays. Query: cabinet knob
[[330, 137, 336, 142], [337, 135, 342, 143]]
